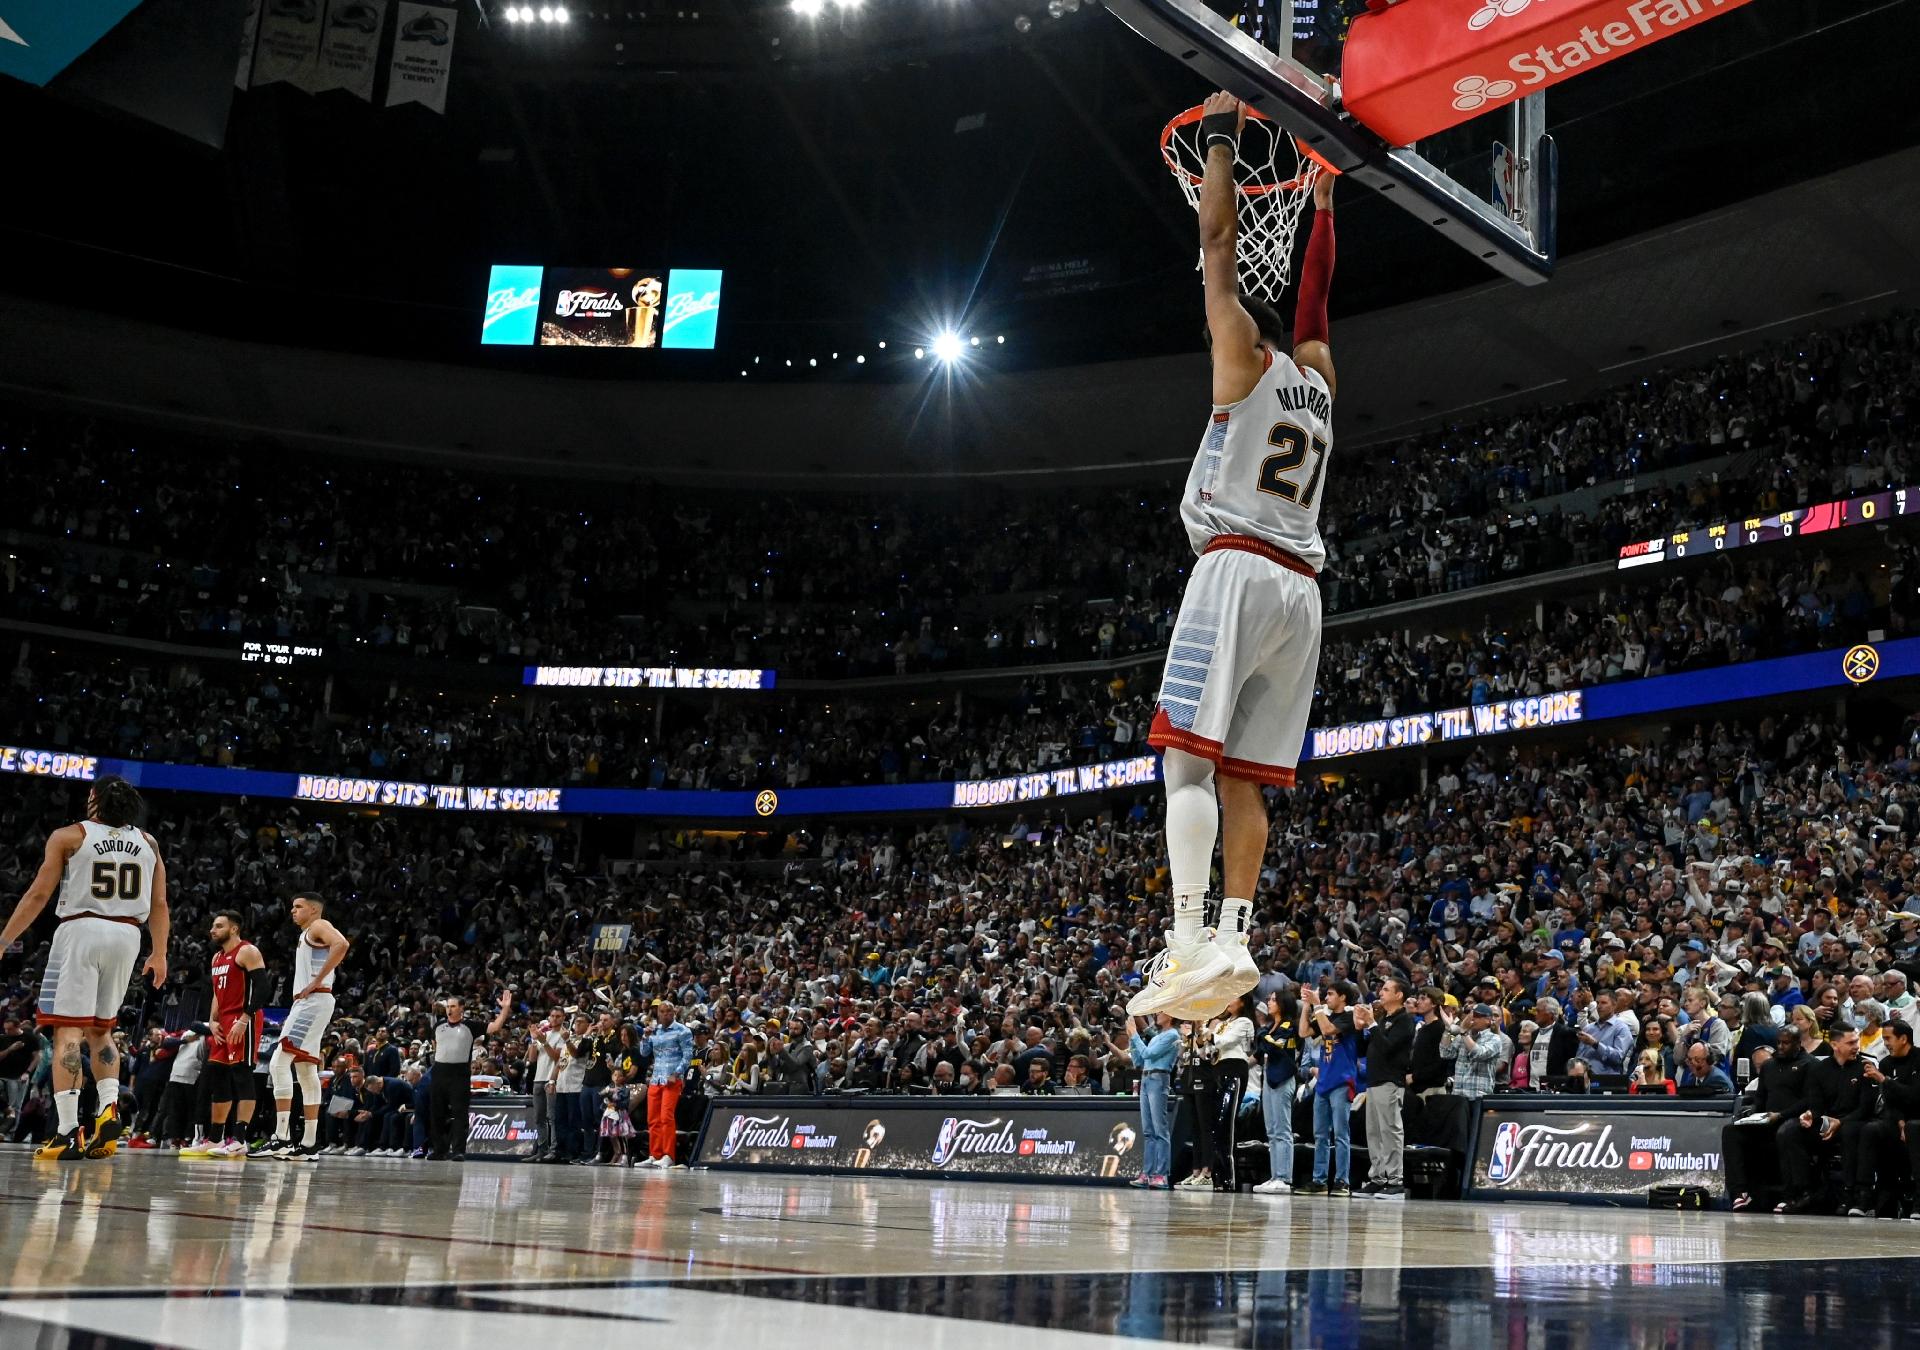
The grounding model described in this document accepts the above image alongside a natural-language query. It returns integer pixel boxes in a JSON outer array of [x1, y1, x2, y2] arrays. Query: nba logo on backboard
[[1488, 1121, 1521, 1182]]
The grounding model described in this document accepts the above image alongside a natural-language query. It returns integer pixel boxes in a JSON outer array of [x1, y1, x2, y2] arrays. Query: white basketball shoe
[[1127, 930, 1233, 1019]]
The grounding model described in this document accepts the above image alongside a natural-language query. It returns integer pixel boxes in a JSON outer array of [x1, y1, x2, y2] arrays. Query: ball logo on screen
[[553, 288, 626, 318], [720, 1113, 793, 1160], [930, 1117, 1017, 1166], [1484, 1121, 1622, 1186]]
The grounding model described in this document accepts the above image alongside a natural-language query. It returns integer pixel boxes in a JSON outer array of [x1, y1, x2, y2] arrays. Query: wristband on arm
[[1199, 111, 1239, 158]]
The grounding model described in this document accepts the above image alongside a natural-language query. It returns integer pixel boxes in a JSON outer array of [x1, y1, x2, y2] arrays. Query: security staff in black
[[1722, 1029, 1817, 1211], [428, 990, 512, 1160], [1860, 1019, 1920, 1218]]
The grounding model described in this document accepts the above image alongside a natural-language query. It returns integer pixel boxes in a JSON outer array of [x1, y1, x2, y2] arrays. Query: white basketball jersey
[[1179, 351, 1333, 570], [293, 927, 333, 991], [57, 821, 155, 922]]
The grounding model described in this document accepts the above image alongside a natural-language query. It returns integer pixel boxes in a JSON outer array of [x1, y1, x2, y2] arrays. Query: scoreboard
[[1619, 486, 1916, 570]]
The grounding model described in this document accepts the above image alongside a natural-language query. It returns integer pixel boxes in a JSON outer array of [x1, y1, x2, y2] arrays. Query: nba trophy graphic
[[626, 276, 663, 347], [853, 1119, 886, 1170]]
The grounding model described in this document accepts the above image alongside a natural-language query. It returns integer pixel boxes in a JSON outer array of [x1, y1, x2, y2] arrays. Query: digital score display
[[481, 265, 723, 350], [1619, 485, 1916, 570]]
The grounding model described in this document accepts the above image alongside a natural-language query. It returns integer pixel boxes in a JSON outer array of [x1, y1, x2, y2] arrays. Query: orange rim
[[1159, 104, 1339, 195]]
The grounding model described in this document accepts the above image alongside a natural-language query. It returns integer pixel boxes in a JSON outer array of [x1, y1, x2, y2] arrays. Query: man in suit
[[1525, 997, 1581, 1087]]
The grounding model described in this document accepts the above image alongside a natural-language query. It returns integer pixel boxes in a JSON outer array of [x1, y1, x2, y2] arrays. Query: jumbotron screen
[[481, 265, 723, 350]]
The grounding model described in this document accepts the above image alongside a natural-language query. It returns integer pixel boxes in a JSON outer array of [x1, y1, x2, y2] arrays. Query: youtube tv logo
[[1628, 1151, 1654, 1171]]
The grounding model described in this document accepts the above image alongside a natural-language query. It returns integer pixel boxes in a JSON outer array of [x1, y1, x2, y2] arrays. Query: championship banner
[[249, 0, 323, 92], [235, 0, 261, 89], [695, 1097, 1143, 1183], [384, 0, 454, 113], [1343, 0, 1760, 146], [1465, 1096, 1736, 1204], [313, 0, 386, 100]]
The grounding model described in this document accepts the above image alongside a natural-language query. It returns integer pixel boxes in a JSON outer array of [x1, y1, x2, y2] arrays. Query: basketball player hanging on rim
[[0, 776, 170, 1160], [1130, 90, 1335, 1021], [260, 893, 349, 1161], [185, 911, 268, 1161]]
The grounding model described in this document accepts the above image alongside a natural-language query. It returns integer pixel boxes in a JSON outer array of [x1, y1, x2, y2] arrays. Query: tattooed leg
[[52, 1030, 84, 1092]]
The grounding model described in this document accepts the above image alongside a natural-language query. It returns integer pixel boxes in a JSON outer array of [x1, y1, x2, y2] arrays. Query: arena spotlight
[[792, 0, 825, 14], [996, 334, 1005, 343], [914, 347, 925, 360], [554, 4, 570, 19], [969, 336, 981, 347], [931, 332, 965, 363], [538, 5, 554, 19]]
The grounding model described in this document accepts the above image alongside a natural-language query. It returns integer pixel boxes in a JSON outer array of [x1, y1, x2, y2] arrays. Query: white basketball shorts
[[36, 916, 142, 1031], [278, 993, 336, 1064], [1148, 535, 1322, 786]]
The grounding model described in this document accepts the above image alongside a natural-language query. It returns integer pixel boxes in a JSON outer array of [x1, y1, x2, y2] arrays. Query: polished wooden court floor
[[5, 1146, 1920, 1348]]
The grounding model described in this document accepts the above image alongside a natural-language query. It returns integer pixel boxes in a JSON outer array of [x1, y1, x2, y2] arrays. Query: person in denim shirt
[[1124, 1012, 1181, 1189]]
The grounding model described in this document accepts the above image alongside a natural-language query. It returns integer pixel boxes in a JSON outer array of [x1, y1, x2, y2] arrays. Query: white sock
[[55, 1089, 81, 1134], [276, 1110, 291, 1140], [302, 1117, 319, 1147], [1172, 886, 1209, 945], [1220, 898, 1253, 938], [96, 1079, 120, 1109]]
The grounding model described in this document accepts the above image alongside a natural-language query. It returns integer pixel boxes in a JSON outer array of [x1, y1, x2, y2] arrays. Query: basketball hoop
[[1159, 105, 1333, 304]]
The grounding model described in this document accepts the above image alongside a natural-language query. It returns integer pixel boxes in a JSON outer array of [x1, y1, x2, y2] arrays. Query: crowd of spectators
[[9, 522, 1910, 789], [4, 701, 1919, 1209], [5, 311, 1915, 677]]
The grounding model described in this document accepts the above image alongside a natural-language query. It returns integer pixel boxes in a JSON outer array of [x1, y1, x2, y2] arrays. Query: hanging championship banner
[[250, 0, 323, 91], [236, 0, 262, 89], [314, 0, 386, 99], [385, 0, 455, 113]]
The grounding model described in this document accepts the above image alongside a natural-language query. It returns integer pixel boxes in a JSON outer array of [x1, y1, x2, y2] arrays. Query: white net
[[1161, 108, 1322, 306]]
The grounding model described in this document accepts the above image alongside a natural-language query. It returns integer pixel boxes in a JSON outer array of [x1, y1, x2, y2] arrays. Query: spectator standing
[[1254, 990, 1301, 1195], [1440, 1004, 1503, 1101], [427, 990, 511, 1161], [1354, 976, 1414, 1200], [1570, 990, 1633, 1086], [530, 1008, 565, 1162], [1207, 997, 1255, 1192], [1300, 982, 1360, 1198], [639, 1003, 695, 1168], [1125, 1012, 1179, 1191]]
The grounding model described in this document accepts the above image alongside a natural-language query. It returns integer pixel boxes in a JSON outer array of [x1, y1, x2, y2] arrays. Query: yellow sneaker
[[85, 1102, 123, 1159], [34, 1127, 90, 1161]]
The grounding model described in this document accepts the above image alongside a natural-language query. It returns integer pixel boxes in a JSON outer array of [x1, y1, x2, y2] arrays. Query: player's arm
[[298, 918, 350, 998], [1291, 172, 1336, 398], [1197, 90, 1266, 407], [230, 943, 268, 1045], [0, 825, 82, 953], [143, 838, 169, 988]]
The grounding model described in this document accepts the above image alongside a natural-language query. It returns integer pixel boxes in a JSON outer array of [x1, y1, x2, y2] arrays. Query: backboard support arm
[[1102, 0, 1555, 285]]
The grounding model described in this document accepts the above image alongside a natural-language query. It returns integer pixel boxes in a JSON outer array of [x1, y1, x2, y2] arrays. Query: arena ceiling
[[0, 0, 1914, 379]]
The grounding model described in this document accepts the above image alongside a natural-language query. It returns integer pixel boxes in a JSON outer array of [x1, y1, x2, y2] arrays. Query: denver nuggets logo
[[1843, 645, 1879, 685], [754, 789, 779, 817]]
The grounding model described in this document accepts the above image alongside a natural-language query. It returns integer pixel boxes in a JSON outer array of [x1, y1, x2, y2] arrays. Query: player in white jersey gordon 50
[[1131, 90, 1337, 1022], [0, 776, 171, 1160]]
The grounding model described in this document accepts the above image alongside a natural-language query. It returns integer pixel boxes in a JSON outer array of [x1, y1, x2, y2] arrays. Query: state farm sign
[[1344, 0, 1760, 146]]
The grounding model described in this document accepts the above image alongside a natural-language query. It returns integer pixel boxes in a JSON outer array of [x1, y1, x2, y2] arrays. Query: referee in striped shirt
[[429, 989, 513, 1160]]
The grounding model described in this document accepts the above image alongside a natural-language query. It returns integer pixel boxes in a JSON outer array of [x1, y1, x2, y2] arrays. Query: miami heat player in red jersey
[[191, 912, 265, 1161]]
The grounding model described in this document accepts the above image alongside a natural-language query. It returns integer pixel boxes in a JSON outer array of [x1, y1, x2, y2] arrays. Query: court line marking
[[0, 1190, 816, 1278]]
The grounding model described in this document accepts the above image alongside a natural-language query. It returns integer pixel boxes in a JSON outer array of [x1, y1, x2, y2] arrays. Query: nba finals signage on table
[[697, 1100, 1143, 1182], [1342, 0, 1760, 146], [1470, 1101, 1732, 1202]]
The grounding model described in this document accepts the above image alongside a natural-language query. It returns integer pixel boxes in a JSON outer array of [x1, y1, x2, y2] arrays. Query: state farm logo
[[930, 1116, 1017, 1166], [1468, 0, 1538, 30], [719, 1113, 791, 1160], [1452, 74, 1517, 112], [553, 288, 625, 317]]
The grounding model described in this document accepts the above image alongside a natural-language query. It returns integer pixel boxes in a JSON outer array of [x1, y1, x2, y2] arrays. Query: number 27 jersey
[[1179, 350, 1332, 571]]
